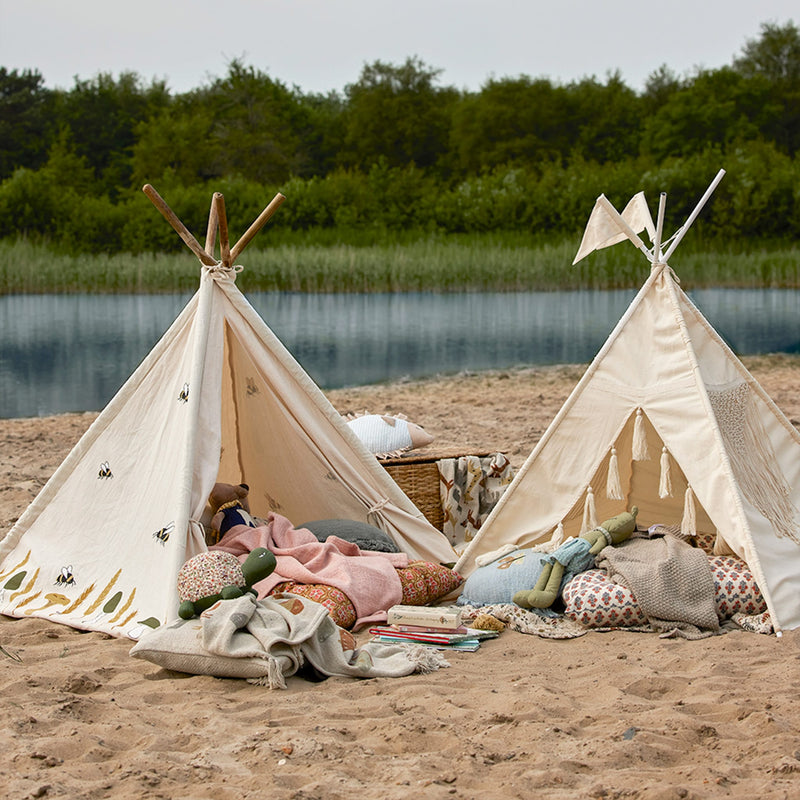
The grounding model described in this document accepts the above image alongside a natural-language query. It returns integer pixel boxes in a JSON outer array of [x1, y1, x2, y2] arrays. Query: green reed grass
[[1, 234, 798, 295]]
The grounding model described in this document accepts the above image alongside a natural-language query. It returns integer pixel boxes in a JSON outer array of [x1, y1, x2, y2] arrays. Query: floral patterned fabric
[[438, 453, 515, 554], [269, 562, 463, 630], [397, 561, 463, 605], [563, 555, 766, 629]]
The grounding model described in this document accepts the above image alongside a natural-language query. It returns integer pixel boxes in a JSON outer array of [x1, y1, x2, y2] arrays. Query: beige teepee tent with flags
[[0, 187, 456, 639], [454, 170, 800, 633]]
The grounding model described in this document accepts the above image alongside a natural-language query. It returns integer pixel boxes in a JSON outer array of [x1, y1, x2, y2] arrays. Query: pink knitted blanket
[[211, 512, 408, 628]]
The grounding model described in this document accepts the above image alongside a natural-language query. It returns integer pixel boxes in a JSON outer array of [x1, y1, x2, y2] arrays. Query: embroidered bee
[[246, 377, 259, 396], [152, 522, 175, 546], [178, 383, 190, 403], [55, 566, 76, 586], [98, 461, 113, 479]]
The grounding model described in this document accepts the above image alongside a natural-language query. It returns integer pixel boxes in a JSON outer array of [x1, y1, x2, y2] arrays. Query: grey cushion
[[300, 519, 400, 553]]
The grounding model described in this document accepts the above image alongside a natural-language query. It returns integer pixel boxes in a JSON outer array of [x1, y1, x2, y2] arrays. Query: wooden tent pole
[[230, 192, 286, 262], [204, 193, 219, 257], [652, 192, 667, 264], [213, 192, 231, 268], [142, 184, 217, 266], [662, 169, 725, 262]]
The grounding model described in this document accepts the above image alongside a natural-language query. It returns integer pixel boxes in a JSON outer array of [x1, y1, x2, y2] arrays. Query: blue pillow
[[457, 548, 551, 607]]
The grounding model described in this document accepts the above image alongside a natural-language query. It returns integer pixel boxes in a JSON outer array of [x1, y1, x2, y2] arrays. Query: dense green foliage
[[1, 21, 799, 291]]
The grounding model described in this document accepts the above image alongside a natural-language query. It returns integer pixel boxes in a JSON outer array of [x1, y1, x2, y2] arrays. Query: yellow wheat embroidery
[[10, 567, 40, 602], [109, 589, 136, 624], [115, 610, 137, 629], [15, 590, 42, 611], [0, 550, 31, 582], [85, 570, 122, 614], [63, 583, 95, 615]]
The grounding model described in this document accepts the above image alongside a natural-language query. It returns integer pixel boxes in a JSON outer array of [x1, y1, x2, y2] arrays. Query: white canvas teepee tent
[[0, 187, 456, 639], [454, 170, 800, 633]]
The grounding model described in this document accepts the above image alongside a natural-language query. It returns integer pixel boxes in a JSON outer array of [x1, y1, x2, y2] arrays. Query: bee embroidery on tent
[[153, 522, 175, 546], [246, 377, 259, 396], [56, 566, 76, 586], [98, 461, 113, 479], [179, 383, 190, 403]]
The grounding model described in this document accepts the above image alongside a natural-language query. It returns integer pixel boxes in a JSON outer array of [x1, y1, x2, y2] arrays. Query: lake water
[[1, 289, 798, 419]]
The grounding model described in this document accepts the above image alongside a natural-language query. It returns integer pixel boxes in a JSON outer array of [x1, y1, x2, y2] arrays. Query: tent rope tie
[[203, 262, 243, 281], [652, 261, 681, 283], [366, 498, 390, 517]]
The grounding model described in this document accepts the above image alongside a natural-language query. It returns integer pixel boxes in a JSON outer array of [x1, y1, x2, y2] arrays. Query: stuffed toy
[[512, 507, 639, 610], [345, 412, 434, 458], [206, 482, 258, 543], [177, 547, 277, 620]]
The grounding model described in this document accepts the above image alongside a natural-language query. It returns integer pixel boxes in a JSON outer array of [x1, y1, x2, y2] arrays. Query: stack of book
[[369, 604, 498, 652]]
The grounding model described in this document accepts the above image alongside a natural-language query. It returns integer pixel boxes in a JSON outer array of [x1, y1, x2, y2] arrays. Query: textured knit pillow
[[268, 582, 357, 630], [397, 561, 463, 605]]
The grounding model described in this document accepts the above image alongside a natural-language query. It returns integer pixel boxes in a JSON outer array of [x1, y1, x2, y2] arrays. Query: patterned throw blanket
[[131, 593, 448, 688], [595, 535, 721, 639], [211, 513, 408, 628]]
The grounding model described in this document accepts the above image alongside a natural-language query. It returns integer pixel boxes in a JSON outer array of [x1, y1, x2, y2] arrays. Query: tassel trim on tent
[[551, 521, 565, 547], [606, 447, 624, 500], [681, 485, 696, 539], [580, 486, 597, 535], [659, 446, 673, 499], [632, 408, 650, 461]]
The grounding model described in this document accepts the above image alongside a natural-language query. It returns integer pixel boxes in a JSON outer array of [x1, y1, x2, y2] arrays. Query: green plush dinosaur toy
[[513, 506, 638, 610], [177, 547, 277, 620]]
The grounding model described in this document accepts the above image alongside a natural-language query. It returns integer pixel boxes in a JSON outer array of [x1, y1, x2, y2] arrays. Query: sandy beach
[[2, 355, 800, 799]]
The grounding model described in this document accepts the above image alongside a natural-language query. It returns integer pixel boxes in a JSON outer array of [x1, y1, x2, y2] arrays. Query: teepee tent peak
[[142, 183, 286, 269], [572, 168, 726, 266]]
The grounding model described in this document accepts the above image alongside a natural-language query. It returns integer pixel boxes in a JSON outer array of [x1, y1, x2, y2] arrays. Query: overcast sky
[[1, 1, 796, 95]]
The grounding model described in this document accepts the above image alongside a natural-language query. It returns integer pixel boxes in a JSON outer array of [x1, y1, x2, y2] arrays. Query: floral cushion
[[562, 555, 766, 629], [397, 561, 463, 605], [269, 581, 357, 629], [268, 562, 462, 630]]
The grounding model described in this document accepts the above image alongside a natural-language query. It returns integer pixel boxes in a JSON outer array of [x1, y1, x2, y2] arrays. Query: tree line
[[0, 21, 798, 254]]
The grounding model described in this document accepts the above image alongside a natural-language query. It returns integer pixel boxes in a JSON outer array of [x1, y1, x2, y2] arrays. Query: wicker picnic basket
[[379, 449, 496, 531]]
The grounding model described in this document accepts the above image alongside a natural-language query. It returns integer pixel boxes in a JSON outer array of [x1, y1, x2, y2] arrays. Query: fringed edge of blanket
[[246, 656, 288, 689], [401, 644, 450, 673]]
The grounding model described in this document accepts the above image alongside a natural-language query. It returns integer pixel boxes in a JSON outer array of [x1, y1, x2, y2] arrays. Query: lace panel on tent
[[707, 381, 799, 544]]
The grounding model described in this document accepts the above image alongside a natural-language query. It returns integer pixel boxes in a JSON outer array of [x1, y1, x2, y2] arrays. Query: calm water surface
[[1, 290, 798, 419]]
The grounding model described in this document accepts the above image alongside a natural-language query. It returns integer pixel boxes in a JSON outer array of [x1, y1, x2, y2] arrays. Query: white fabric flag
[[572, 192, 656, 265]]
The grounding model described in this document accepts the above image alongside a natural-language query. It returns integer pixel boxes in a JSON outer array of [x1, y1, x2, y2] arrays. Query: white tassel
[[658, 446, 673, 499], [550, 521, 565, 547], [580, 486, 597, 535], [606, 446, 624, 500], [681, 485, 696, 539], [632, 408, 650, 461]]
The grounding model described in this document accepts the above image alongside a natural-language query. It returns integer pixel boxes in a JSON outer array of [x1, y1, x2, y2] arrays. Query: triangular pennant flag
[[573, 192, 655, 264]]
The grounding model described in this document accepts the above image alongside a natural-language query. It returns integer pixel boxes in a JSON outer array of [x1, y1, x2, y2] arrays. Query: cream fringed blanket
[[131, 593, 448, 688], [595, 535, 721, 639]]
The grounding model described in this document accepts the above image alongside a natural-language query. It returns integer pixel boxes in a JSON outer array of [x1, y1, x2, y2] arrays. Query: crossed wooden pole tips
[[142, 184, 286, 269]]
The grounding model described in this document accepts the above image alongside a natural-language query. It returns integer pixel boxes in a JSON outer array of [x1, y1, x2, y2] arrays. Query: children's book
[[386, 604, 462, 629]]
